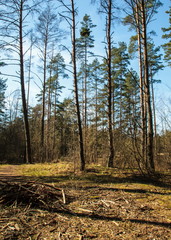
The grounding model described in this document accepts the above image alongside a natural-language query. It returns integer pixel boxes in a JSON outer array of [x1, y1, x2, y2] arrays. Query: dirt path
[[0, 165, 19, 176], [0, 165, 24, 182]]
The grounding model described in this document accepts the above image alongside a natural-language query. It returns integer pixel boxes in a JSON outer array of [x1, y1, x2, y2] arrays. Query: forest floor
[[0, 163, 171, 240]]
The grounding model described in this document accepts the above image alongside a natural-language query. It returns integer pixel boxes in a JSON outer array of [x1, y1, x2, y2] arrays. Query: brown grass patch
[[0, 163, 170, 239]]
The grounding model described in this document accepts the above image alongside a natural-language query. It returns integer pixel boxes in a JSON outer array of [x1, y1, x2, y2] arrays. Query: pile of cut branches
[[0, 180, 70, 212]]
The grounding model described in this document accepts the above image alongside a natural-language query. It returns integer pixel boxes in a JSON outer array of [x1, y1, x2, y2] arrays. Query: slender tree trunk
[[19, 1, 32, 164], [47, 66, 52, 161], [151, 77, 157, 157], [112, 82, 115, 129], [106, 0, 114, 168], [71, 0, 85, 171], [41, 39, 47, 162], [52, 86, 58, 159], [141, 0, 155, 173], [27, 39, 32, 108], [135, 3, 146, 168], [95, 76, 98, 163], [84, 41, 88, 162], [84, 42, 88, 129]]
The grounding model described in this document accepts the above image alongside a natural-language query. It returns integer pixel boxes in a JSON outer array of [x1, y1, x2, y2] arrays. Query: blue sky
[[65, 0, 171, 111], [3, 0, 171, 121], [77, 0, 171, 119]]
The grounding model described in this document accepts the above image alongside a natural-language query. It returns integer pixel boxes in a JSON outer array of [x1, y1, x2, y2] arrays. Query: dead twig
[[0, 180, 70, 212], [35, 232, 42, 240], [58, 232, 62, 240], [62, 189, 66, 204], [28, 181, 62, 191], [100, 199, 110, 207], [77, 208, 93, 213]]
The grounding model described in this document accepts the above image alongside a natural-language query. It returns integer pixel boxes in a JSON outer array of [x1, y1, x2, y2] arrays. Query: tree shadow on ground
[[83, 173, 171, 189], [0, 174, 170, 230], [35, 172, 171, 189], [1, 168, 171, 184], [67, 211, 171, 229], [0, 172, 170, 197], [78, 185, 171, 196]]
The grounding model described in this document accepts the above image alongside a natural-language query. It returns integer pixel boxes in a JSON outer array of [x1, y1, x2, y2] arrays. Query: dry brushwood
[[0, 180, 70, 212]]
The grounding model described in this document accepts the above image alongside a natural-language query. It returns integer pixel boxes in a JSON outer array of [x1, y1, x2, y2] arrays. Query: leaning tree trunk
[[19, 1, 32, 164], [71, 0, 85, 171]]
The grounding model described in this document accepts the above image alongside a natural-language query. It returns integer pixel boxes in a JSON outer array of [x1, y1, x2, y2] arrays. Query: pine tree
[[147, 40, 164, 156], [162, 5, 171, 66], [91, 0, 118, 167], [58, 0, 85, 170], [76, 14, 96, 162], [110, 42, 130, 130], [46, 53, 67, 160], [35, 3, 62, 162], [88, 58, 105, 162], [123, 0, 162, 174], [122, 69, 140, 135]]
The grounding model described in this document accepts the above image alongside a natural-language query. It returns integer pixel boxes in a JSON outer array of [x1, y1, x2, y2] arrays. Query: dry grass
[[0, 162, 171, 239], [19, 162, 74, 177]]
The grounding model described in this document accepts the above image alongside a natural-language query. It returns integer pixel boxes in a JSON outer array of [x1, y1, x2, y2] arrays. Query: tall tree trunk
[[41, 40, 47, 162], [107, 0, 114, 168], [19, 1, 32, 164], [141, 0, 155, 173], [84, 41, 88, 129], [84, 41, 88, 162], [135, 3, 146, 168], [47, 65, 52, 161], [151, 77, 157, 158], [27, 38, 33, 108], [52, 86, 58, 159], [71, 0, 85, 171], [95, 76, 98, 163]]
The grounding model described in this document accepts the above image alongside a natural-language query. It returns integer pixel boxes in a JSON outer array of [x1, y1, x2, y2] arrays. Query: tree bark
[[151, 77, 157, 158], [19, 0, 32, 164], [41, 39, 47, 162], [71, 0, 85, 171], [135, 2, 147, 168], [141, 0, 155, 173], [106, 0, 114, 168]]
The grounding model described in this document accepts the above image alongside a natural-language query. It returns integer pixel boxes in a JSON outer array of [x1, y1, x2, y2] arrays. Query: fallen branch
[[0, 180, 70, 212]]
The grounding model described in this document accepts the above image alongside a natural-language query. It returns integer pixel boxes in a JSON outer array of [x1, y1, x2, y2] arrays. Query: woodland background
[[0, 0, 171, 175]]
